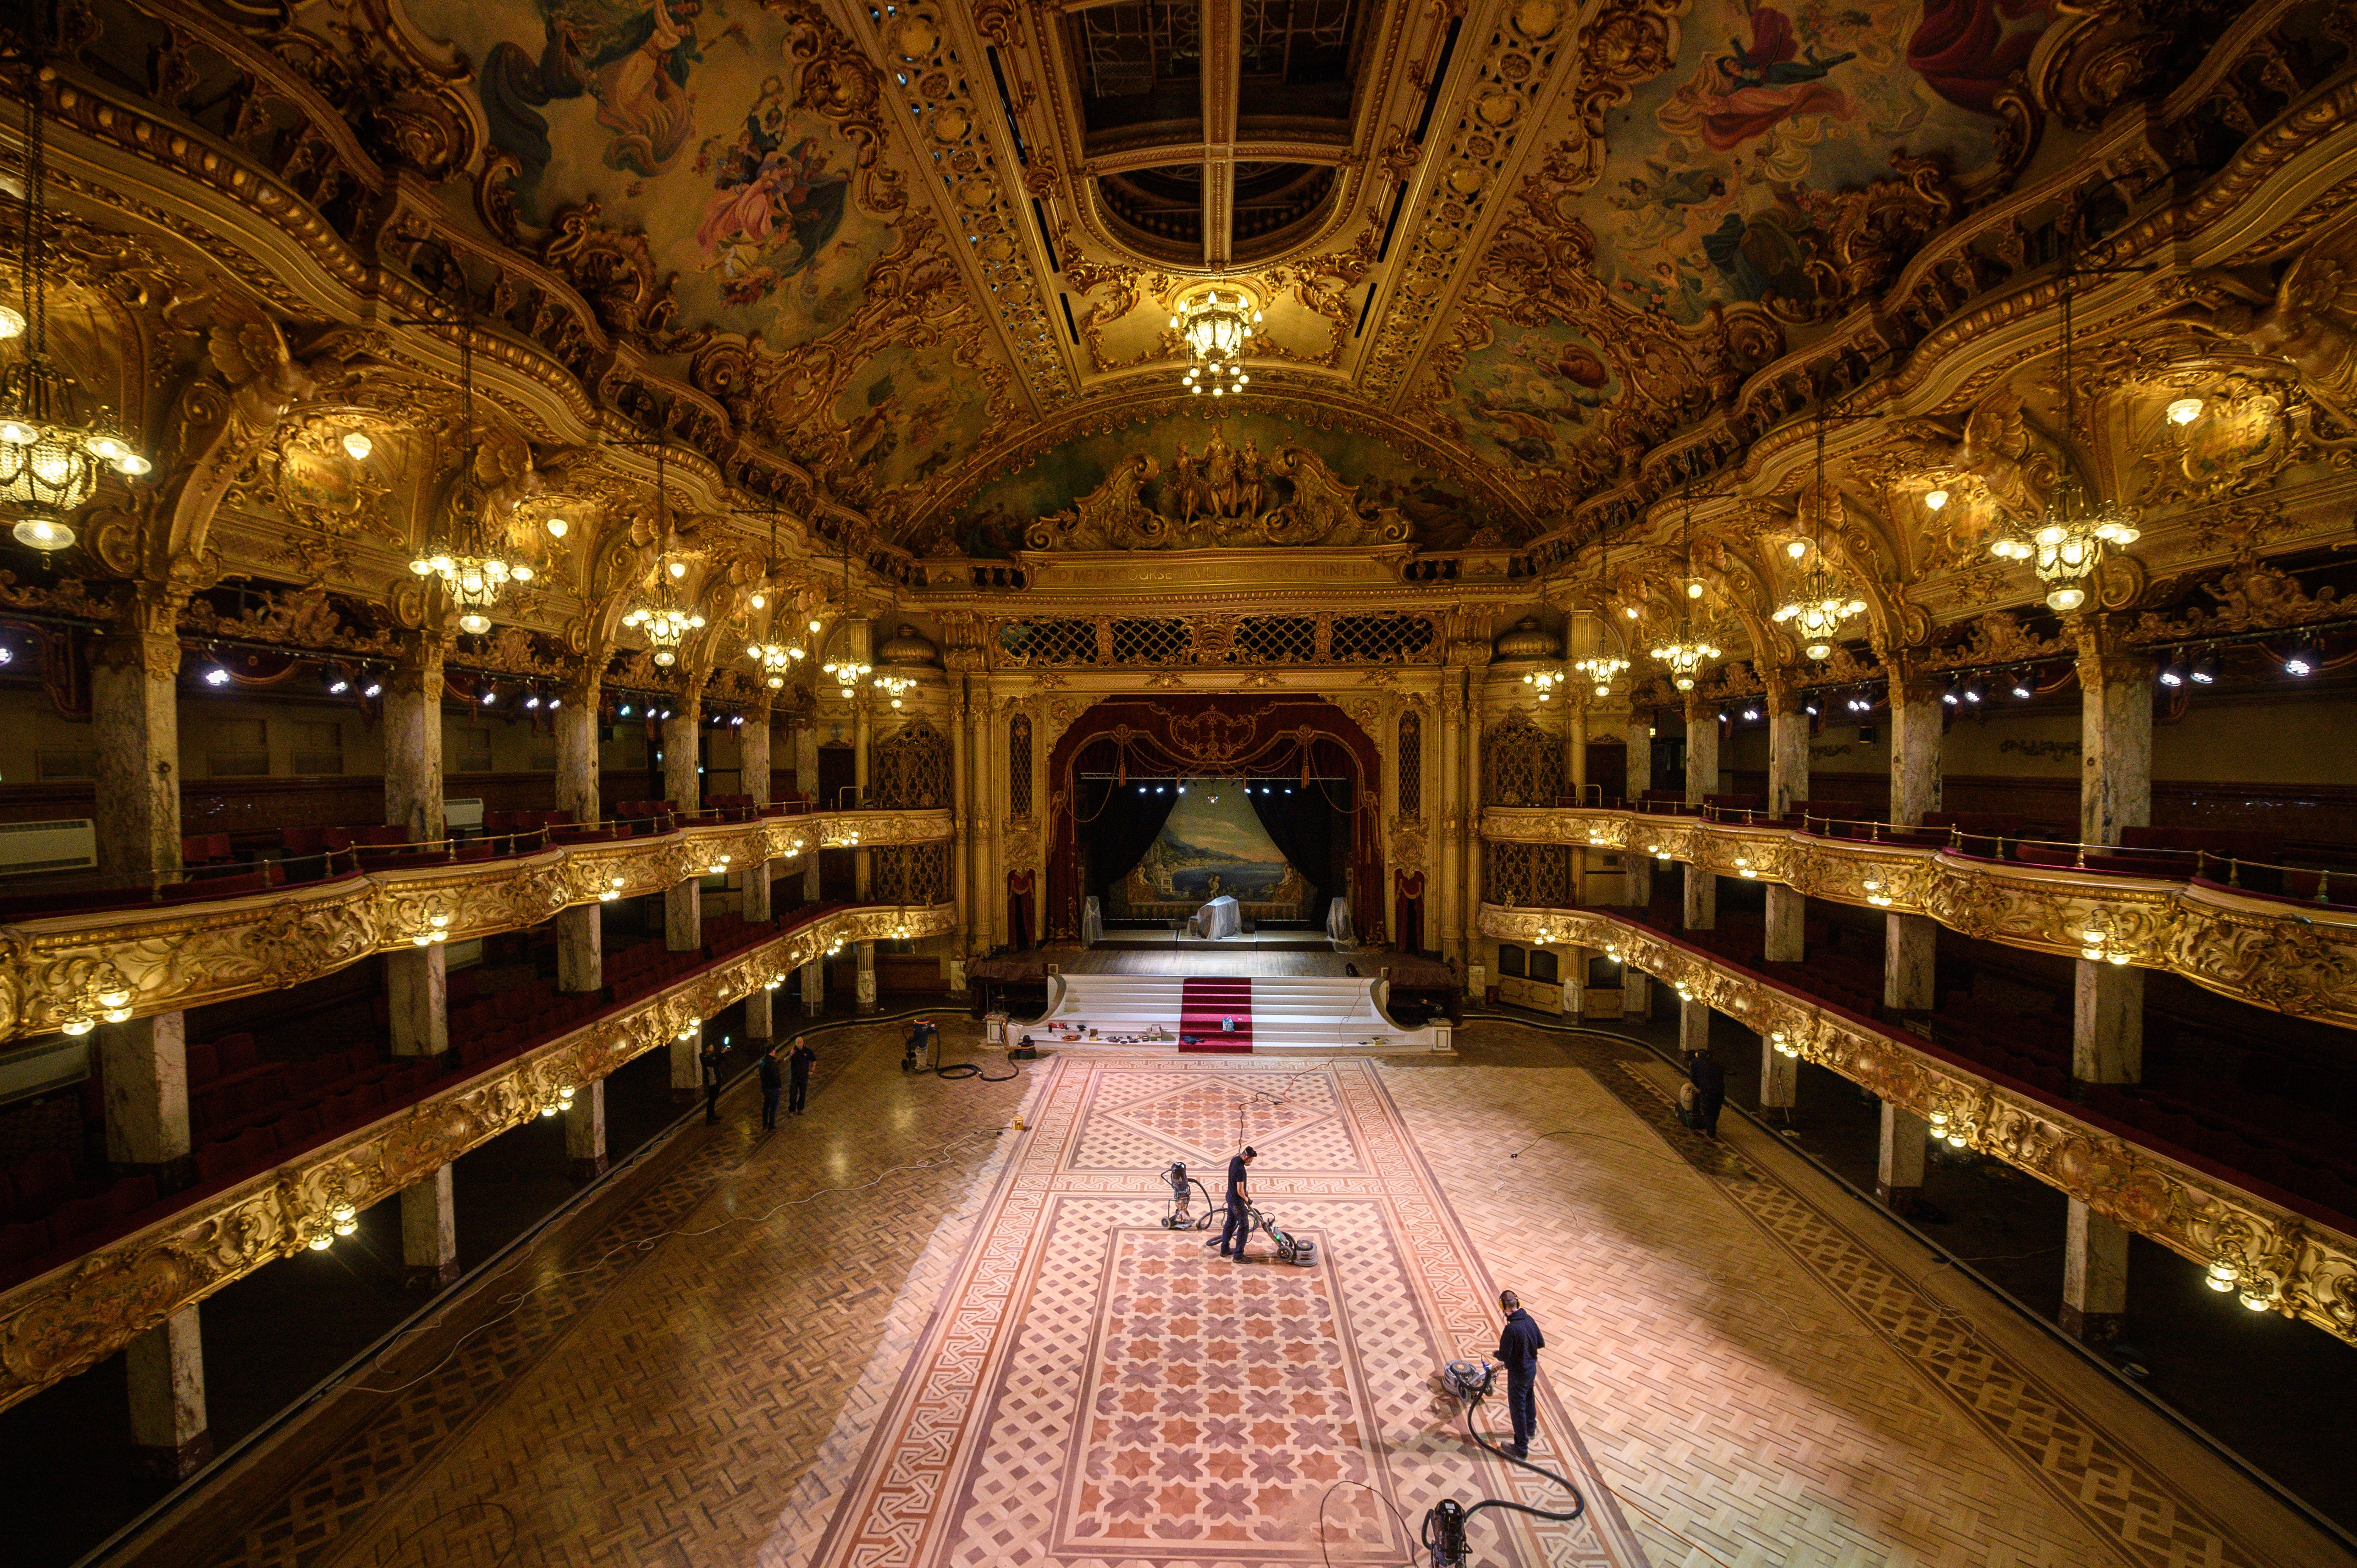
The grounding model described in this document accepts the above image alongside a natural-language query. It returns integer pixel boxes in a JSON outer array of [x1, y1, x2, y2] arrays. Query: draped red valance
[[1043, 695, 1384, 943]]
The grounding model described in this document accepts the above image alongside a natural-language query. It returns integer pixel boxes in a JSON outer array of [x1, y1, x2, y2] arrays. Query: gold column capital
[[2073, 613, 2156, 690]]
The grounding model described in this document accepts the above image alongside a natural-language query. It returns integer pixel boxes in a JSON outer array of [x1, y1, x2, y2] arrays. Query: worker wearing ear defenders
[[1215, 1146, 1257, 1259], [1496, 1290, 1545, 1460]]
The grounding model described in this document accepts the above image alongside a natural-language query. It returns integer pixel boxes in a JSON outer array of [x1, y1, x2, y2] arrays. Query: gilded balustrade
[[0, 900, 955, 1413], [1478, 901, 2357, 1348], [0, 810, 950, 1046], [1481, 807, 2357, 1032]]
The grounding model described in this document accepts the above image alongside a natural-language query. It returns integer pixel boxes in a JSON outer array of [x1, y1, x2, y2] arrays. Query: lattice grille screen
[[1009, 714, 1033, 819], [872, 842, 951, 906], [1397, 711, 1421, 821], [1483, 840, 1575, 909], [1482, 714, 1568, 807], [869, 722, 953, 809], [991, 612, 1441, 666]]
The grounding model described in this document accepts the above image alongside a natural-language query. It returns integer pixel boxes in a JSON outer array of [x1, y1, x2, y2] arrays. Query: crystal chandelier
[[1171, 288, 1260, 397], [1579, 515, 1629, 696], [739, 508, 804, 688], [1988, 268, 2139, 613], [1, 77, 149, 554], [1575, 650, 1628, 697], [408, 311, 529, 633], [1774, 420, 1866, 659], [873, 670, 915, 711], [1650, 487, 1720, 691], [823, 651, 871, 700], [621, 444, 701, 664], [1521, 668, 1562, 704]]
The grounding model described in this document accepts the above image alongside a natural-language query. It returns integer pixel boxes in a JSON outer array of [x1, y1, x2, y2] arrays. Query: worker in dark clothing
[[700, 1039, 725, 1125], [757, 1045, 784, 1130], [1688, 1043, 1726, 1139], [1495, 1289, 1545, 1460], [1212, 1146, 1257, 1259], [787, 1036, 816, 1115]]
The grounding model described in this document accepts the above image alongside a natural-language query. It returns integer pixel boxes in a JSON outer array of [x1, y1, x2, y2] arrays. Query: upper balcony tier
[[1479, 805, 2357, 1033], [0, 807, 951, 1045]]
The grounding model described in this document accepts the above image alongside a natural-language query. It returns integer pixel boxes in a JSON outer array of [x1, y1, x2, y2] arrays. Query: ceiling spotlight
[[549, 697, 561, 709], [363, 681, 382, 699], [1924, 488, 1948, 512], [619, 703, 633, 716], [1741, 707, 1759, 721], [328, 677, 349, 694], [481, 688, 497, 705], [341, 429, 373, 461], [2158, 657, 2185, 689], [525, 694, 542, 709], [1961, 682, 1982, 704], [1941, 686, 1960, 707], [204, 665, 231, 687], [1805, 704, 1819, 716], [660, 708, 673, 719], [2011, 676, 2033, 699], [2285, 640, 2316, 678], [2190, 649, 2219, 686], [2167, 396, 2204, 426]]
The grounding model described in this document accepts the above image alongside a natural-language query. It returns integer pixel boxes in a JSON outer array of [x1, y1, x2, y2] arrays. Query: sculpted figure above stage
[[1024, 426, 1415, 552]]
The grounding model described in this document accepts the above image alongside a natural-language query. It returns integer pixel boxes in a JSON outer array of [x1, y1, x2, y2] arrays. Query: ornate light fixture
[[823, 650, 871, 700], [740, 506, 804, 687], [621, 445, 702, 664], [872, 670, 914, 711], [1650, 485, 1720, 691], [1, 77, 149, 554], [1988, 267, 2139, 613], [1774, 419, 1866, 659], [1171, 287, 1260, 397], [407, 311, 530, 633], [1579, 514, 1631, 696], [1521, 668, 1562, 704]]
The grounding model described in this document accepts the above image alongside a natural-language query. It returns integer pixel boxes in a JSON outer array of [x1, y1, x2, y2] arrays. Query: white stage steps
[[1026, 973, 1448, 1053]]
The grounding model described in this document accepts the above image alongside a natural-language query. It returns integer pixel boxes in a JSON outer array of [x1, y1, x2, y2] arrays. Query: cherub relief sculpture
[[1898, 387, 2060, 524], [2207, 252, 2357, 430], [1022, 433, 1411, 551]]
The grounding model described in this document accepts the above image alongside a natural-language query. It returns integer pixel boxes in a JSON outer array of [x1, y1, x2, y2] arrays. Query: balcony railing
[[1477, 902, 2357, 1349], [0, 808, 952, 1045], [1479, 807, 2357, 1033], [0, 899, 953, 1413]]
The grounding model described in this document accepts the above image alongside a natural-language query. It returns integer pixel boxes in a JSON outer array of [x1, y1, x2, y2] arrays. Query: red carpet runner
[[1178, 977, 1253, 1053]]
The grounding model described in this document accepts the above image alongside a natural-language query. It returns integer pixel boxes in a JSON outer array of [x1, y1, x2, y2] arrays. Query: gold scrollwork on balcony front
[[1481, 807, 2357, 1032], [0, 901, 956, 1411], [1479, 902, 2357, 1346], [0, 812, 953, 1045]]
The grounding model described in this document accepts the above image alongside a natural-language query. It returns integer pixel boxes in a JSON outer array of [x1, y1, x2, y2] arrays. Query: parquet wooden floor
[[152, 1022, 2350, 1568]]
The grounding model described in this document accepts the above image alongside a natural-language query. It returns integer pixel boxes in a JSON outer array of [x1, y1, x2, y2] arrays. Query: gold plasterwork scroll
[[1023, 427, 1414, 552]]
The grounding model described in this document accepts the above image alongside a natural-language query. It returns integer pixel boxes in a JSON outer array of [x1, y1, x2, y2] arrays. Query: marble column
[[1876, 1103, 1926, 1214], [744, 989, 775, 1044], [126, 1306, 210, 1479], [1885, 667, 1941, 1015], [949, 686, 972, 951], [853, 621, 875, 896], [401, 1166, 458, 1289], [384, 634, 447, 846], [1622, 969, 1649, 1023], [1759, 1030, 1797, 1115], [742, 698, 775, 926], [1766, 678, 1809, 819], [2061, 623, 2150, 1345], [1461, 683, 1483, 956], [1568, 701, 1590, 902], [98, 1013, 193, 1191], [91, 594, 184, 881], [554, 667, 602, 995], [1623, 713, 1653, 907], [1681, 697, 1717, 931], [801, 954, 825, 1016], [387, 945, 449, 1058], [664, 684, 704, 952], [856, 939, 878, 1014], [672, 1020, 702, 1101], [1678, 992, 1710, 1057], [1764, 887, 1805, 963], [566, 1077, 607, 1180], [1435, 686, 1463, 965]]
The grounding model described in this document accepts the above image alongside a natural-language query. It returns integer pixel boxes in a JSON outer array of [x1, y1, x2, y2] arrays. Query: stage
[[1085, 925, 1339, 956]]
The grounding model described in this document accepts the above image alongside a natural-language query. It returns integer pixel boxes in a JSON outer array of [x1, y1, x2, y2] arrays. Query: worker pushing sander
[[1162, 1147, 1316, 1266]]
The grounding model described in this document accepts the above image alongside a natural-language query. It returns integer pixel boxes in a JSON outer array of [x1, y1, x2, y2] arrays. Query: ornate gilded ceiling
[[6, 0, 2357, 678]]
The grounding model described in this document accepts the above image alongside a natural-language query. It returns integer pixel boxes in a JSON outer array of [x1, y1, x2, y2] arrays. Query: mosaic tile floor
[[161, 1026, 2354, 1568]]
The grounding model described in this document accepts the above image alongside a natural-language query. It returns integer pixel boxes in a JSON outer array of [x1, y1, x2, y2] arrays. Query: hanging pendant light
[[1577, 513, 1629, 696], [1987, 262, 2140, 612], [1773, 416, 1867, 659], [1172, 287, 1260, 397], [1, 61, 149, 553], [406, 306, 529, 631], [741, 505, 804, 688], [1650, 485, 1720, 692], [622, 444, 702, 666]]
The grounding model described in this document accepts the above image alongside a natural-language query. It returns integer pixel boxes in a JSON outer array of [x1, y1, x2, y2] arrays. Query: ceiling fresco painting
[[1591, 0, 2051, 322], [1438, 320, 1622, 484], [411, 0, 900, 348]]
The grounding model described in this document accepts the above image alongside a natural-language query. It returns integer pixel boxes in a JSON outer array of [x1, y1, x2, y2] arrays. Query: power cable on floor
[[377, 1498, 524, 1568]]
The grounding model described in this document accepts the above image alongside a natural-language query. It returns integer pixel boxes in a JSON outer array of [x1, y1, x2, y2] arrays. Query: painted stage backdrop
[[1110, 783, 1310, 922]]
